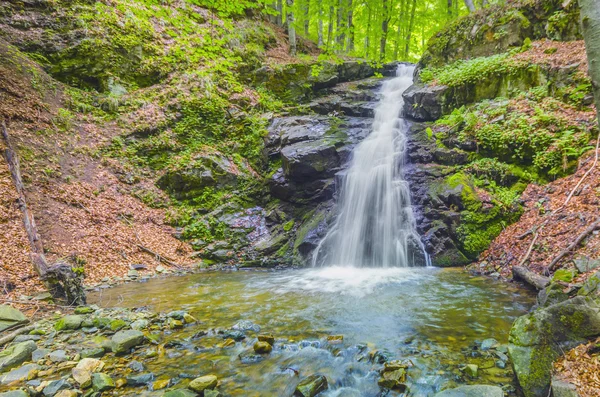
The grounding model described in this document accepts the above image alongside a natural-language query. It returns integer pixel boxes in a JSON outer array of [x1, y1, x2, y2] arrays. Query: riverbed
[[89, 267, 534, 396]]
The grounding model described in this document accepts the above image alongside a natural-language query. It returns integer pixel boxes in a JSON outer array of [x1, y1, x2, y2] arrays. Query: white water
[[312, 65, 429, 268]]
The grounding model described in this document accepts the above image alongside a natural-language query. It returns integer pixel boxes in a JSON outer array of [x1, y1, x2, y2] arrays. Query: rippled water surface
[[90, 268, 534, 396]]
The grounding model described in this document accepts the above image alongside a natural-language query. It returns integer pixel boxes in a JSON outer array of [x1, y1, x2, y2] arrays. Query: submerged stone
[[253, 341, 272, 354], [377, 368, 407, 391], [188, 374, 218, 393], [294, 374, 328, 397], [43, 379, 71, 396], [92, 372, 115, 391], [433, 385, 504, 396], [257, 334, 275, 345], [162, 390, 197, 397], [463, 364, 478, 378]]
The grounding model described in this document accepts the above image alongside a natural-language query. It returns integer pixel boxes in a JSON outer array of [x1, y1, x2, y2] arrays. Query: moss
[[552, 268, 576, 283], [283, 220, 295, 232]]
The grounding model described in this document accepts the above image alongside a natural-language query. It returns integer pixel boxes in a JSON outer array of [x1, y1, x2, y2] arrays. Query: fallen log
[[512, 266, 551, 290], [0, 325, 35, 347]]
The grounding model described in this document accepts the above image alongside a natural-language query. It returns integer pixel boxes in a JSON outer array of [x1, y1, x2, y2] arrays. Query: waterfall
[[312, 64, 429, 268]]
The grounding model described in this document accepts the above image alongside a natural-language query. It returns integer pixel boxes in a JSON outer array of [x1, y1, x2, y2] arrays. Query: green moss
[[552, 268, 576, 283], [110, 319, 127, 331], [283, 220, 295, 232]]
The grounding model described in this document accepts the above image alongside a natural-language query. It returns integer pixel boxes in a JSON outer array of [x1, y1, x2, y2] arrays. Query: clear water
[[90, 268, 534, 396], [312, 65, 428, 268]]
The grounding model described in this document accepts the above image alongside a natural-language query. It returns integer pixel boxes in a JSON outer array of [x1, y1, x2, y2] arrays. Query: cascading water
[[312, 64, 429, 268]]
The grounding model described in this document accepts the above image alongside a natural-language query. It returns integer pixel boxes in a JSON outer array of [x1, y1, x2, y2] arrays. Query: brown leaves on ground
[[481, 149, 600, 278], [511, 39, 588, 75], [554, 337, 600, 397]]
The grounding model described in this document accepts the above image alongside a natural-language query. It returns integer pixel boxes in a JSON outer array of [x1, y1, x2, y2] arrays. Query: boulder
[[72, 367, 92, 388], [402, 83, 448, 121], [0, 341, 37, 372], [281, 140, 340, 183], [111, 330, 145, 354], [0, 306, 28, 333], [433, 385, 504, 397], [294, 374, 328, 397], [188, 374, 218, 393], [509, 297, 600, 397]]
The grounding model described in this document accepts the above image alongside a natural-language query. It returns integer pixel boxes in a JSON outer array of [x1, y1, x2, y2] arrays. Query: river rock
[[433, 385, 504, 396], [162, 390, 197, 397], [294, 374, 328, 397], [0, 306, 28, 333], [43, 379, 71, 396], [551, 378, 578, 397], [0, 390, 29, 397], [509, 296, 600, 397], [0, 340, 37, 372], [55, 391, 78, 397], [257, 334, 275, 345], [463, 364, 478, 378], [281, 140, 340, 183], [126, 372, 154, 386], [574, 256, 600, 273], [75, 358, 105, 373], [480, 338, 498, 351], [92, 372, 115, 391], [80, 348, 105, 359], [74, 306, 94, 315], [188, 374, 218, 393], [111, 330, 145, 354], [54, 315, 83, 331], [377, 368, 407, 391], [72, 367, 92, 388], [0, 363, 38, 384], [253, 341, 272, 354], [48, 350, 69, 363]]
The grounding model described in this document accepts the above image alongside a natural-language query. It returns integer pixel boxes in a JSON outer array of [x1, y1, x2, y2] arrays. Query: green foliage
[[436, 93, 594, 177], [420, 50, 527, 87]]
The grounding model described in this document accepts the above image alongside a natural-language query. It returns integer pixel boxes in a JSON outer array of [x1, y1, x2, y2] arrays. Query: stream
[[90, 268, 534, 396]]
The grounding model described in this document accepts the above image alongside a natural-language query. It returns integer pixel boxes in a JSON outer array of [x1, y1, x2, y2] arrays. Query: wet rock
[[0, 340, 37, 372], [55, 390, 78, 397], [232, 320, 260, 333], [463, 364, 478, 378], [0, 306, 28, 333], [257, 334, 275, 345], [111, 330, 145, 354], [253, 341, 272, 354], [0, 363, 38, 384], [188, 374, 218, 393], [54, 315, 83, 331], [43, 379, 71, 396], [537, 282, 569, 308], [92, 373, 115, 392], [433, 385, 504, 396], [281, 140, 340, 183], [480, 338, 498, 351], [0, 391, 29, 397], [153, 378, 170, 390], [238, 351, 265, 364], [126, 372, 154, 386], [509, 297, 600, 397], [327, 335, 343, 344], [551, 377, 578, 397], [162, 390, 197, 397], [72, 367, 92, 388], [294, 374, 328, 397], [402, 83, 448, 121], [204, 390, 221, 397], [378, 368, 407, 391], [32, 348, 49, 361], [130, 319, 149, 330], [128, 360, 144, 372]]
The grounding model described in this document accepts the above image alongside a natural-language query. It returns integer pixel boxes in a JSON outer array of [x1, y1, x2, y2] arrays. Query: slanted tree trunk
[[346, 0, 354, 52], [287, 0, 296, 55], [404, 0, 417, 57], [464, 0, 476, 12], [1, 121, 85, 305], [580, 0, 600, 131]]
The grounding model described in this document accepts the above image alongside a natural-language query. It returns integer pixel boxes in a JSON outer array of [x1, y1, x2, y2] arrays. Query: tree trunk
[[447, 0, 453, 18], [379, 0, 390, 61], [303, 0, 310, 36], [1, 121, 85, 305], [287, 0, 296, 55], [512, 266, 550, 290], [346, 0, 354, 52], [364, 4, 372, 58], [580, 0, 600, 131], [464, 0, 476, 12], [317, 2, 324, 47], [276, 0, 283, 25], [404, 0, 417, 57], [327, 5, 334, 50], [336, 0, 346, 49]]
